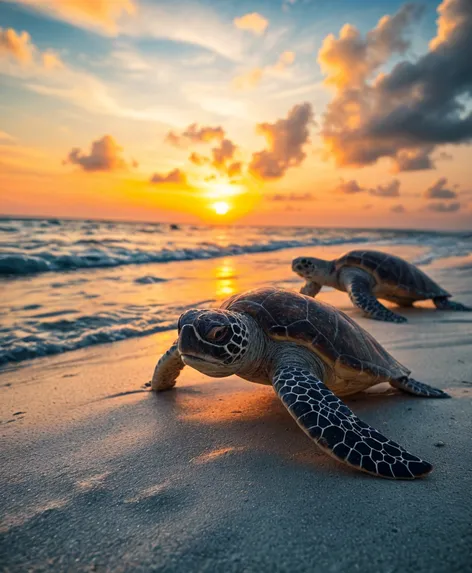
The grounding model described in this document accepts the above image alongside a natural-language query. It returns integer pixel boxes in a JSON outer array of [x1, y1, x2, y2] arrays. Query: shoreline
[[0, 241, 453, 373]]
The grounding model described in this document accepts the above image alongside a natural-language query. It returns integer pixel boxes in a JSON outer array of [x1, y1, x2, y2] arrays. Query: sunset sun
[[212, 201, 230, 215]]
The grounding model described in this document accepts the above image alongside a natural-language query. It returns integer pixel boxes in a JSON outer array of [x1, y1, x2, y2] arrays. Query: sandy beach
[[1, 243, 472, 572]]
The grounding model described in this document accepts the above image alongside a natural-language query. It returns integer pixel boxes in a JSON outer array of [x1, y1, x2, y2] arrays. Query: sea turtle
[[292, 249, 470, 323], [151, 287, 449, 479]]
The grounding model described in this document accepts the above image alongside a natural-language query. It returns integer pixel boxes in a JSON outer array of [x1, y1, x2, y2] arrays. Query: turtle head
[[177, 308, 249, 377], [292, 256, 332, 284]]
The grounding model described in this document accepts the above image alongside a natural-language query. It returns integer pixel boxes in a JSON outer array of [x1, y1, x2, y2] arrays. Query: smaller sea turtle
[[151, 287, 449, 479], [292, 249, 470, 323]]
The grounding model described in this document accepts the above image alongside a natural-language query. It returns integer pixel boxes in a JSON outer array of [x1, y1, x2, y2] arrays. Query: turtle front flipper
[[342, 269, 407, 323], [272, 365, 432, 479], [300, 281, 321, 298], [390, 377, 450, 398], [433, 296, 471, 312], [151, 340, 185, 391]]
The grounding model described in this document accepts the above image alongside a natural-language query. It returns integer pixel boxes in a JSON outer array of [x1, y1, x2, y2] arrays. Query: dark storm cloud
[[318, 0, 472, 172]]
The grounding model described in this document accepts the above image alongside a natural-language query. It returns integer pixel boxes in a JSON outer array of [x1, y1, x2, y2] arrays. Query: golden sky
[[0, 0, 471, 229]]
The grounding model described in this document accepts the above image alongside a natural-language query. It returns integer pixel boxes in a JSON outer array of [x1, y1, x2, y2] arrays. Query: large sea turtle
[[292, 249, 470, 323], [151, 287, 449, 479]]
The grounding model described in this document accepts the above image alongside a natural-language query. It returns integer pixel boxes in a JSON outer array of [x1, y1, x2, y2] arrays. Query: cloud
[[427, 201, 461, 212], [233, 51, 296, 89], [335, 179, 365, 193], [15, 1, 244, 61], [369, 179, 400, 197], [122, 5, 245, 62], [150, 168, 186, 184], [391, 204, 405, 213], [318, 0, 472, 172], [424, 177, 457, 199], [227, 161, 242, 177], [271, 192, 313, 201], [212, 139, 237, 166], [335, 178, 400, 197], [64, 135, 131, 172], [188, 137, 239, 177], [166, 124, 225, 147], [0, 27, 34, 64], [234, 13, 269, 35], [13, 0, 136, 35], [188, 152, 209, 166], [41, 50, 64, 70], [393, 147, 434, 172], [232, 68, 264, 90], [0, 26, 64, 70], [249, 102, 314, 179]]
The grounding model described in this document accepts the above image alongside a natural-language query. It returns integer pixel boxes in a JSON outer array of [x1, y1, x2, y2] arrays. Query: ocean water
[[1, 218, 471, 368]]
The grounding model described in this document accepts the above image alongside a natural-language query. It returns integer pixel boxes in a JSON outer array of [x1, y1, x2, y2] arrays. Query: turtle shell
[[221, 287, 409, 383], [335, 250, 450, 299]]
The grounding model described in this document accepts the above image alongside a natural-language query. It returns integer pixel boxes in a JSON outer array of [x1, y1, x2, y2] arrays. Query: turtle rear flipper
[[390, 377, 450, 398], [433, 296, 471, 311], [272, 365, 432, 479], [151, 340, 185, 391]]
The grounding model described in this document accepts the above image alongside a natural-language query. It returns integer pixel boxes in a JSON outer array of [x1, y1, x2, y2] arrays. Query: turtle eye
[[207, 325, 228, 342]]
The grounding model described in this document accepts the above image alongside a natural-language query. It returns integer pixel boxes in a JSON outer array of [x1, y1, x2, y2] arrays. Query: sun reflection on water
[[215, 259, 237, 298]]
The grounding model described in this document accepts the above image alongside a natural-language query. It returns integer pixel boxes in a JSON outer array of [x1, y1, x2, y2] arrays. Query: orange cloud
[[150, 169, 186, 184], [41, 50, 64, 70], [0, 26, 64, 70], [166, 124, 225, 147], [13, 0, 136, 35], [64, 135, 131, 172], [212, 139, 237, 167], [232, 68, 264, 90], [249, 102, 314, 179], [0, 27, 34, 64], [234, 12, 268, 35]]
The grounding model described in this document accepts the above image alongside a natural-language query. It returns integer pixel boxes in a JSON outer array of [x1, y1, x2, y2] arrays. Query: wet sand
[[1, 245, 472, 572]]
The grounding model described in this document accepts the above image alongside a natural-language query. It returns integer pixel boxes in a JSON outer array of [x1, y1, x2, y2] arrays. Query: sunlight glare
[[212, 201, 230, 215]]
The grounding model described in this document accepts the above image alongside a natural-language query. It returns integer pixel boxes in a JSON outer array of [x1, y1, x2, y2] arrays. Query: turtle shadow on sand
[[146, 378, 432, 479]]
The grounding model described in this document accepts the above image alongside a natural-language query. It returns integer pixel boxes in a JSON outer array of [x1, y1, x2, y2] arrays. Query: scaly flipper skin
[[272, 365, 432, 479], [344, 270, 407, 323], [300, 281, 321, 297], [390, 377, 450, 398], [433, 296, 471, 312], [151, 340, 185, 391]]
